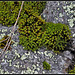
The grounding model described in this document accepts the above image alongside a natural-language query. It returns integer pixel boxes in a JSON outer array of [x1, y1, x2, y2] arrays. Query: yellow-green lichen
[[15, 52, 20, 58], [48, 53, 53, 58], [21, 55, 27, 60]]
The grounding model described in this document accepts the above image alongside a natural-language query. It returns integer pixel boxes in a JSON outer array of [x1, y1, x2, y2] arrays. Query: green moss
[[18, 7, 72, 52], [18, 8, 46, 51], [0, 1, 21, 27], [0, 1, 46, 27], [43, 61, 51, 70], [68, 65, 75, 74], [43, 22, 72, 51], [0, 35, 14, 50], [0, 1, 72, 53], [53, 51, 60, 54]]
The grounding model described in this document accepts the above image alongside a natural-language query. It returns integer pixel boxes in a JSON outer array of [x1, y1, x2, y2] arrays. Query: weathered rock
[[72, 44, 75, 49], [63, 50, 73, 60]]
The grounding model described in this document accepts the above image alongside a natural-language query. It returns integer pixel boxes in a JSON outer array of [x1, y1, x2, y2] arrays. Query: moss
[[53, 51, 60, 54], [18, 7, 47, 52], [18, 7, 72, 52], [0, 1, 46, 27], [0, 35, 14, 50], [43, 22, 72, 51], [43, 61, 51, 70], [68, 65, 75, 74], [0, 1, 72, 53], [0, 1, 21, 27]]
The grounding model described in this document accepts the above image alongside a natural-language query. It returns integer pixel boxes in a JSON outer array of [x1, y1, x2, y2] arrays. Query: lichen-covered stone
[[37, 68, 40, 71], [2, 29, 7, 32], [34, 71, 38, 74], [2, 59, 5, 62], [43, 71, 45, 74], [4, 71, 9, 74], [9, 62, 12, 66], [44, 51, 48, 56], [21, 55, 27, 60], [73, 34, 75, 37], [0, 36, 2, 40], [48, 53, 53, 58], [15, 52, 20, 58]]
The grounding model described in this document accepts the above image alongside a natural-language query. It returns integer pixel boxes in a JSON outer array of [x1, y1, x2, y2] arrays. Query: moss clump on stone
[[42, 22, 72, 51], [18, 8, 47, 52], [0, 1, 46, 27], [43, 61, 51, 70], [18, 7, 72, 52]]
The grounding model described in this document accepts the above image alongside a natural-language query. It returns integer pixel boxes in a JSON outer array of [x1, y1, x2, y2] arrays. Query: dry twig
[[0, 1, 24, 58], [0, 36, 9, 43]]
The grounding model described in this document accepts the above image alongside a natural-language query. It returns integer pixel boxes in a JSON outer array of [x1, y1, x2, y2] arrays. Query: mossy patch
[[18, 7, 47, 51], [0, 1, 46, 27], [0, 35, 14, 50], [43, 22, 72, 51], [68, 65, 75, 74], [43, 61, 51, 70]]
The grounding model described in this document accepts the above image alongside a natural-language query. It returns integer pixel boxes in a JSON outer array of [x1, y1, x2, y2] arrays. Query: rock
[[63, 50, 73, 60], [1, 33, 5, 38], [25, 52, 30, 55], [73, 34, 75, 37], [4, 71, 9, 74], [21, 55, 27, 60], [0, 24, 2, 27], [43, 71, 45, 74], [52, 69, 66, 74], [14, 50, 20, 58], [21, 70, 24, 74], [44, 51, 48, 56], [34, 71, 38, 74], [48, 53, 53, 58], [72, 44, 75, 49], [0, 36, 2, 39], [2, 29, 7, 32]]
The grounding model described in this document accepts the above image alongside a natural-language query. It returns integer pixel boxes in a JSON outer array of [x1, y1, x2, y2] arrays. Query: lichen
[[48, 53, 53, 58], [21, 55, 27, 60]]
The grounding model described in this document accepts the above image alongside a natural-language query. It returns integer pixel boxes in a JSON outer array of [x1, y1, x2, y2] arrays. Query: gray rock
[[63, 50, 73, 60], [72, 44, 75, 49]]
